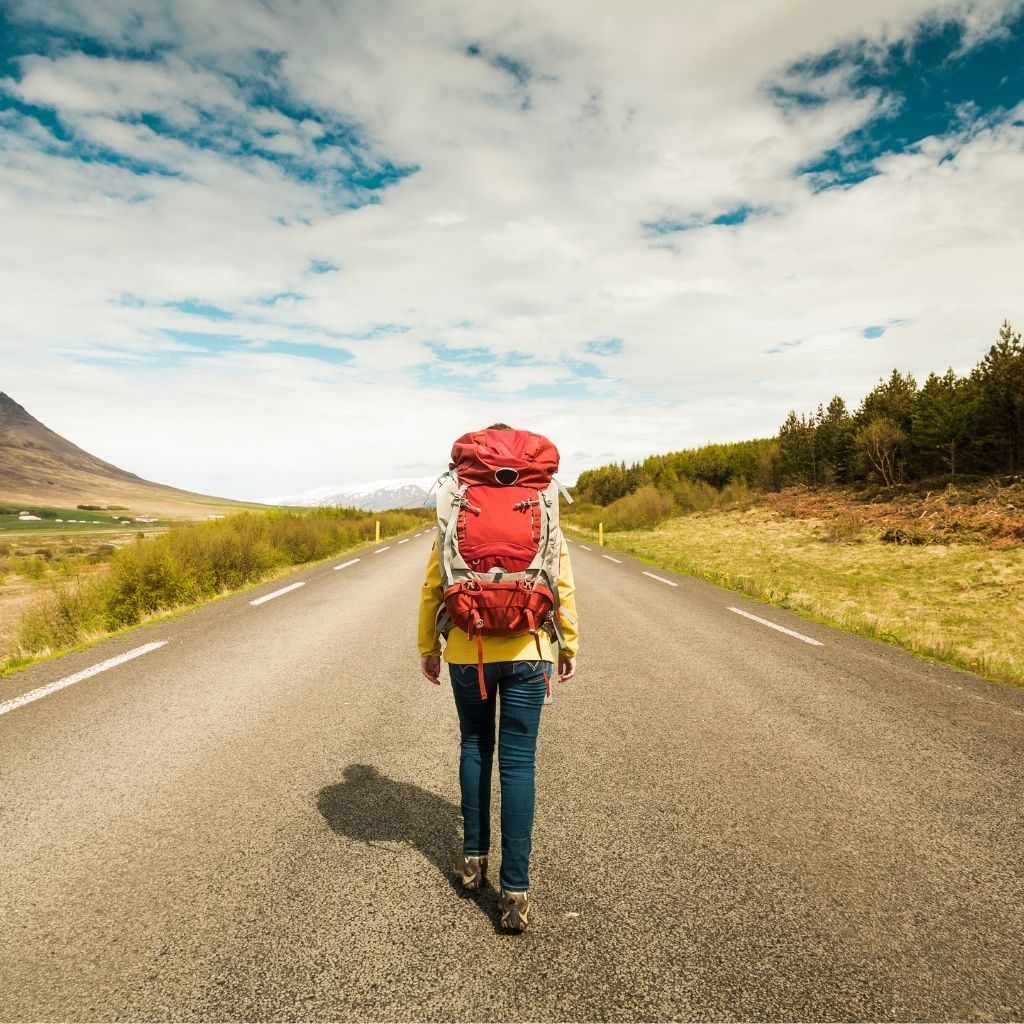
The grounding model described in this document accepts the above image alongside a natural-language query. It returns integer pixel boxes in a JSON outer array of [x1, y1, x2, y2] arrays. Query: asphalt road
[[1, 530, 1022, 1022]]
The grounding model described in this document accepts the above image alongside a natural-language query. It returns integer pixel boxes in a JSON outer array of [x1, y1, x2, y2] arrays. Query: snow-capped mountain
[[266, 476, 438, 512]]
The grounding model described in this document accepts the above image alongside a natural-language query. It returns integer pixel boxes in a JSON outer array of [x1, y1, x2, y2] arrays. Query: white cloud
[[0, 0, 1021, 498]]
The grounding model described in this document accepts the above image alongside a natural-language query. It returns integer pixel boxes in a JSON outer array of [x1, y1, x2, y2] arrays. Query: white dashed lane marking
[[727, 606, 823, 647], [0, 642, 168, 718], [642, 571, 678, 587], [398, 539, 409, 544], [250, 582, 305, 606], [602, 555, 622, 564], [334, 559, 360, 571], [579, 544, 592, 551], [374, 547, 391, 554]]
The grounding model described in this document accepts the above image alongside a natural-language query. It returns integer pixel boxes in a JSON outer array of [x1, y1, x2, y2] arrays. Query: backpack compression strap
[[468, 612, 552, 702]]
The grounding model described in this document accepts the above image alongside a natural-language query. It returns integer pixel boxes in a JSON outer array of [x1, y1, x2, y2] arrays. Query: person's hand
[[420, 654, 441, 685], [558, 654, 577, 682]]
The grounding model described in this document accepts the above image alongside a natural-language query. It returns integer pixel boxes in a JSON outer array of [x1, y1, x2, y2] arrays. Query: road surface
[[1, 531, 1022, 1021]]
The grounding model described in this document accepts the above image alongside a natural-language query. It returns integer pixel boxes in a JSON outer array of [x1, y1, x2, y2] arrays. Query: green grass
[[0, 505, 160, 533], [569, 508, 1024, 688]]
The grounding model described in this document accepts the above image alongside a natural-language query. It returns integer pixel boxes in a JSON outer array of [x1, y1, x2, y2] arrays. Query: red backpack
[[433, 429, 569, 699]]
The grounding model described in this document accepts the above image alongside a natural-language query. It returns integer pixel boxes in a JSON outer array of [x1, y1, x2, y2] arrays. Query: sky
[[1, 0, 1022, 501]]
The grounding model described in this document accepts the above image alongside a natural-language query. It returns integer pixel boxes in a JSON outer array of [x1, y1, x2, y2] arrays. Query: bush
[[602, 485, 676, 531], [16, 557, 47, 580], [18, 579, 106, 653], [672, 479, 719, 512]]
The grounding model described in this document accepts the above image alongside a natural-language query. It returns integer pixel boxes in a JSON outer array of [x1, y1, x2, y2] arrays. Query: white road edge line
[[0, 641, 168, 718], [250, 582, 305, 606], [374, 546, 391, 554], [579, 544, 592, 551], [602, 554, 622, 563], [642, 571, 678, 587], [727, 606, 823, 647], [398, 538, 409, 544], [334, 559, 360, 570]]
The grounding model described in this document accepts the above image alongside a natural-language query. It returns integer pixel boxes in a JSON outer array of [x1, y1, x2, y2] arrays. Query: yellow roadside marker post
[[375, 520, 381, 543], [599, 522, 604, 546]]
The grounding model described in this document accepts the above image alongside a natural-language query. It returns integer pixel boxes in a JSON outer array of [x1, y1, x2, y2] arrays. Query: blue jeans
[[449, 660, 549, 892]]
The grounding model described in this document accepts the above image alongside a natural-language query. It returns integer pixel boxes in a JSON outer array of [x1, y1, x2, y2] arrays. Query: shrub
[[672, 479, 718, 512], [16, 557, 47, 580], [824, 512, 864, 543], [18, 578, 107, 653], [602, 485, 676, 531]]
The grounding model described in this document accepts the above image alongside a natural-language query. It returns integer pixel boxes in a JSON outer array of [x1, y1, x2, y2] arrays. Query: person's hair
[[486, 422, 513, 430]]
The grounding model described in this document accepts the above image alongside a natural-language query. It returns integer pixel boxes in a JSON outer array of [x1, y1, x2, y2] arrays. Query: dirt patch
[[758, 483, 1024, 547]]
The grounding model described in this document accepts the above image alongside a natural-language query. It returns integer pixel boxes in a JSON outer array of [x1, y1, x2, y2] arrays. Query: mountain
[[0, 392, 264, 518], [266, 477, 436, 512]]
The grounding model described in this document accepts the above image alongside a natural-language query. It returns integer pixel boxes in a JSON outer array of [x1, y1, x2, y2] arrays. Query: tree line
[[574, 320, 1023, 505]]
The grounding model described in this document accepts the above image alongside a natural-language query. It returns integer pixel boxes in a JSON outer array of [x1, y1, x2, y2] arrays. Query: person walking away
[[418, 425, 579, 931]]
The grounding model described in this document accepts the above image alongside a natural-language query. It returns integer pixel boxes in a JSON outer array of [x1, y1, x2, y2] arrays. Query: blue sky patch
[[644, 216, 701, 235], [254, 291, 306, 307], [167, 299, 235, 320], [161, 329, 245, 354], [711, 205, 755, 226], [426, 341, 493, 365], [585, 337, 623, 357], [308, 259, 338, 275], [645, 205, 763, 235], [158, 329, 352, 365], [766, 339, 804, 355], [774, 12, 1024, 189], [346, 323, 411, 341], [264, 341, 353, 363], [563, 359, 604, 379], [417, 344, 608, 399], [466, 43, 532, 87]]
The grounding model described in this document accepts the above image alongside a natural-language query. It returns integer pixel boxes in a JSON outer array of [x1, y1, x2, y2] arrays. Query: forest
[[573, 320, 1024, 509]]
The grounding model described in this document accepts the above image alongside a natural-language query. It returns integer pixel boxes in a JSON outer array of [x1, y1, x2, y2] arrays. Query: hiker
[[418, 424, 579, 932]]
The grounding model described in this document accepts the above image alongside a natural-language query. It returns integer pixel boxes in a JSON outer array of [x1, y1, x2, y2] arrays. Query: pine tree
[[778, 410, 817, 485], [855, 371, 918, 481], [912, 369, 975, 481], [971, 320, 1024, 475], [815, 395, 855, 484]]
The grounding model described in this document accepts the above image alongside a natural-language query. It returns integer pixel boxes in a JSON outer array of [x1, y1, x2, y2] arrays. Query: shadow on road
[[316, 764, 496, 923]]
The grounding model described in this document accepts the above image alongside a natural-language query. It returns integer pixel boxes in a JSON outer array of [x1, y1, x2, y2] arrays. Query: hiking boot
[[455, 854, 488, 891], [499, 889, 530, 932]]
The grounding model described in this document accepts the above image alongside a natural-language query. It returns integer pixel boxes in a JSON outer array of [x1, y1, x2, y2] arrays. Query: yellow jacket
[[417, 535, 579, 663]]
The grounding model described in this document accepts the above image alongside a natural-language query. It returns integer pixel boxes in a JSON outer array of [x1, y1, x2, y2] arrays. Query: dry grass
[[571, 488, 1024, 687]]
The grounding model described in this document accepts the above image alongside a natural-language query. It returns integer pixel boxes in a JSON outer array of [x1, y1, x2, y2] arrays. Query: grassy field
[[0, 504, 165, 534], [567, 486, 1024, 688]]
